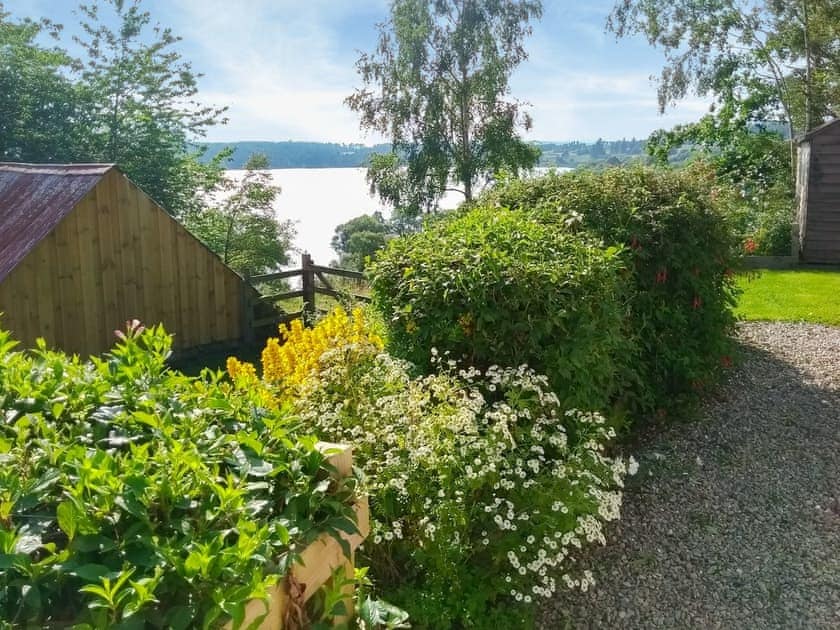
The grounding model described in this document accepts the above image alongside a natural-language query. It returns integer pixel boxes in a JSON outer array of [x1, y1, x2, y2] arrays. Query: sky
[[4, 0, 712, 144]]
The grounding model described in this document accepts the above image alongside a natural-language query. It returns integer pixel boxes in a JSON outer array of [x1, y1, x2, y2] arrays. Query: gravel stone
[[540, 322, 840, 629]]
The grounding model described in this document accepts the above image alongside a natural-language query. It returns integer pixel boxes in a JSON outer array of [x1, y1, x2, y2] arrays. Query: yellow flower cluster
[[260, 306, 383, 388], [224, 356, 277, 409], [226, 356, 257, 383]]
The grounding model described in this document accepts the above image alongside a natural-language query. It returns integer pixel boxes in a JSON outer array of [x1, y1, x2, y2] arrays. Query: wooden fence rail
[[242, 254, 370, 341]]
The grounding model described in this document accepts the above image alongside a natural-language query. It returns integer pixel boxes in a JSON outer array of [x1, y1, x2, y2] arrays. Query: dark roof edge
[[0, 163, 115, 176], [798, 118, 840, 143]]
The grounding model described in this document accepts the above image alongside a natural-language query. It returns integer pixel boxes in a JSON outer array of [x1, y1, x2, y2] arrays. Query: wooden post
[[301, 253, 316, 327], [240, 269, 255, 344], [228, 444, 368, 630]]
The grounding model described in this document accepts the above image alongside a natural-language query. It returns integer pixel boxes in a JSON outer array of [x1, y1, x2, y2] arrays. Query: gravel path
[[542, 322, 840, 629]]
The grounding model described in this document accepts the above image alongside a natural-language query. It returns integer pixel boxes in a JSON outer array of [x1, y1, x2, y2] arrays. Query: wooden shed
[[797, 118, 840, 263], [0, 163, 249, 356]]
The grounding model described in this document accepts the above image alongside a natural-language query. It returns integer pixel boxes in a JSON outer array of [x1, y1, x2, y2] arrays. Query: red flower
[[744, 238, 757, 254]]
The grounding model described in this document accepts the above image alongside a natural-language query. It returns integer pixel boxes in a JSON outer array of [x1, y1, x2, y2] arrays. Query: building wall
[[803, 122, 840, 263], [0, 169, 245, 355]]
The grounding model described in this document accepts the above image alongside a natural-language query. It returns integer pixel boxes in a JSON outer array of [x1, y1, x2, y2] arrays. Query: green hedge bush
[[0, 323, 357, 628], [368, 206, 634, 413], [484, 164, 741, 413]]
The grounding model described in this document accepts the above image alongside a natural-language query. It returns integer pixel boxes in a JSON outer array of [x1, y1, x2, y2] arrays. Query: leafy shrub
[[741, 185, 794, 256], [0, 322, 357, 628], [368, 206, 634, 412], [483, 164, 741, 413], [276, 337, 633, 629]]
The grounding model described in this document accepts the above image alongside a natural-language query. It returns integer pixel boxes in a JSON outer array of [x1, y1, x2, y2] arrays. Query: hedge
[[368, 206, 635, 413], [0, 322, 357, 628], [483, 164, 742, 413]]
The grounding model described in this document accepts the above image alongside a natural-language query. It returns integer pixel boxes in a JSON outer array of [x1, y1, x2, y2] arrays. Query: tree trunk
[[460, 67, 472, 202]]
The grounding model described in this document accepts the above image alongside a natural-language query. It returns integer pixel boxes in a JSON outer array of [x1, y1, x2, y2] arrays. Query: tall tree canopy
[[183, 154, 294, 275], [347, 0, 543, 215], [609, 0, 840, 143], [73, 0, 228, 215], [0, 9, 89, 162]]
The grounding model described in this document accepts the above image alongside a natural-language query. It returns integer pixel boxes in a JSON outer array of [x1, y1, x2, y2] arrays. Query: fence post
[[301, 253, 316, 326], [240, 269, 255, 344]]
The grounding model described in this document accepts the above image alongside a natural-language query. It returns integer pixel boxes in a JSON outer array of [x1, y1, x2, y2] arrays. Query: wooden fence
[[241, 254, 370, 342]]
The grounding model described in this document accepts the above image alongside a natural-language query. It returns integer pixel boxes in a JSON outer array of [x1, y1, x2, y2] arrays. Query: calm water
[[226, 166, 568, 266]]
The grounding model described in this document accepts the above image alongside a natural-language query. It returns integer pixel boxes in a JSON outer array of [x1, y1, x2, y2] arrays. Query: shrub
[[746, 186, 794, 256], [367, 206, 634, 413], [271, 336, 633, 629], [0, 322, 357, 628], [483, 164, 741, 413]]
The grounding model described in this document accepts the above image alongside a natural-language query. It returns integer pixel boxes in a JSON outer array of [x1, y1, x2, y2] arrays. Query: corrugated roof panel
[[0, 163, 113, 282]]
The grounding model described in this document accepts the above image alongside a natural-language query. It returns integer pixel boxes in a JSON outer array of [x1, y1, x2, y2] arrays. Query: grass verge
[[736, 268, 840, 326]]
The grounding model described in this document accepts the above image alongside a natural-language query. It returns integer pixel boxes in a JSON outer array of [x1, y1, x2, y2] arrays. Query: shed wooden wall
[[802, 122, 840, 263], [0, 169, 245, 355]]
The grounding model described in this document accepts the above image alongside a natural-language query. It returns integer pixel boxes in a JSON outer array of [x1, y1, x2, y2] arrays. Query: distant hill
[[199, 139, 650, 169], [200, 141, 392, 169]]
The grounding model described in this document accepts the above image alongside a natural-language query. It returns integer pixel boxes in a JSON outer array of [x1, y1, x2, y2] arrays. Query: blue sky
[[4, 0, 711, 143]]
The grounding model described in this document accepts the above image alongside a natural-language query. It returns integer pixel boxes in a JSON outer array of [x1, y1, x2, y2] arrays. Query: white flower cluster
[[293, 344, 635, 609]]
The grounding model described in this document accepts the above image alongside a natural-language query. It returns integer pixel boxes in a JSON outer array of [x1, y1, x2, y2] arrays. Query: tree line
[[202, 139, 649, 170]]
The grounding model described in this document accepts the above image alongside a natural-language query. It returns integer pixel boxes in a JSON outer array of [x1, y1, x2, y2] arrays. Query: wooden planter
[[230, 443, 369, 629]]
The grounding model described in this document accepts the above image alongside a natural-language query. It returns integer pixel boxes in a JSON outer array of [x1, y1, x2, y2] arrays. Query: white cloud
[[167, 0, 708, 143], [171, 0, 386, 142]]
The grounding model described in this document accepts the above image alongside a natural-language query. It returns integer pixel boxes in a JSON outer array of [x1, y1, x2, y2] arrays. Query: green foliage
[[73, 0, 228, 216], [331, 212, 392, 271], [369, 206, 633, 413], [646, 96, 795, 256], [0, 322, 357, 628], [185, 153, 295, 275], [199, 139, 649, 170], [609, 0, 840, 138], [0, 9, 90, 162], [293, 343, 630, 629], [0, 0, 227, 217], [484, 164, 742, 413], [347, 0, 543, 212]]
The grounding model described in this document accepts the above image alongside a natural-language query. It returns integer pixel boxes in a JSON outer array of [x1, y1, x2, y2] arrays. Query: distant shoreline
[[201, 139, 648, 170]]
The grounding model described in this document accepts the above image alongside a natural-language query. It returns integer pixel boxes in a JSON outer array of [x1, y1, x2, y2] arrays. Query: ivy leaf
[[56, 501, 79, 540], [358, 597, 410, 629], [165, 605, 197, 630], [71, 563, 113, 582]]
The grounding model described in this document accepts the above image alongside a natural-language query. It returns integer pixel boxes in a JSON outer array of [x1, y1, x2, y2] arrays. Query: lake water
[[226, 166, 568, 266]]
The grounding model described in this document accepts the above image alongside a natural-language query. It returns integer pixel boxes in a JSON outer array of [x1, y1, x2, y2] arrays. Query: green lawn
[[736, 269, 840, 326]]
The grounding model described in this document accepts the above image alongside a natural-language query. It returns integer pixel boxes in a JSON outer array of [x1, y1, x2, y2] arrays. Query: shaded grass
[[736, 268, 840, 326]]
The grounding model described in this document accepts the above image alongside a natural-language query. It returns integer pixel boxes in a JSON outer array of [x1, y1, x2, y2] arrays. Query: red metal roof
[[0, 163, 113, 282]]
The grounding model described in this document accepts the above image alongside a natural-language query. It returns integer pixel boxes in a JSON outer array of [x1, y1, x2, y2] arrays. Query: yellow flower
[[226, 357, 257, 383], [258, 306, 383, 392]]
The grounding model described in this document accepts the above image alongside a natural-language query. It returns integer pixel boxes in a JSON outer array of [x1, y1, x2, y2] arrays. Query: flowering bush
[[258, 306, 383, 397], [282, 336, 633, 628], [482, 164, 741, 414], [368, 206, 635, 413], [0, 323, 358, 628]]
